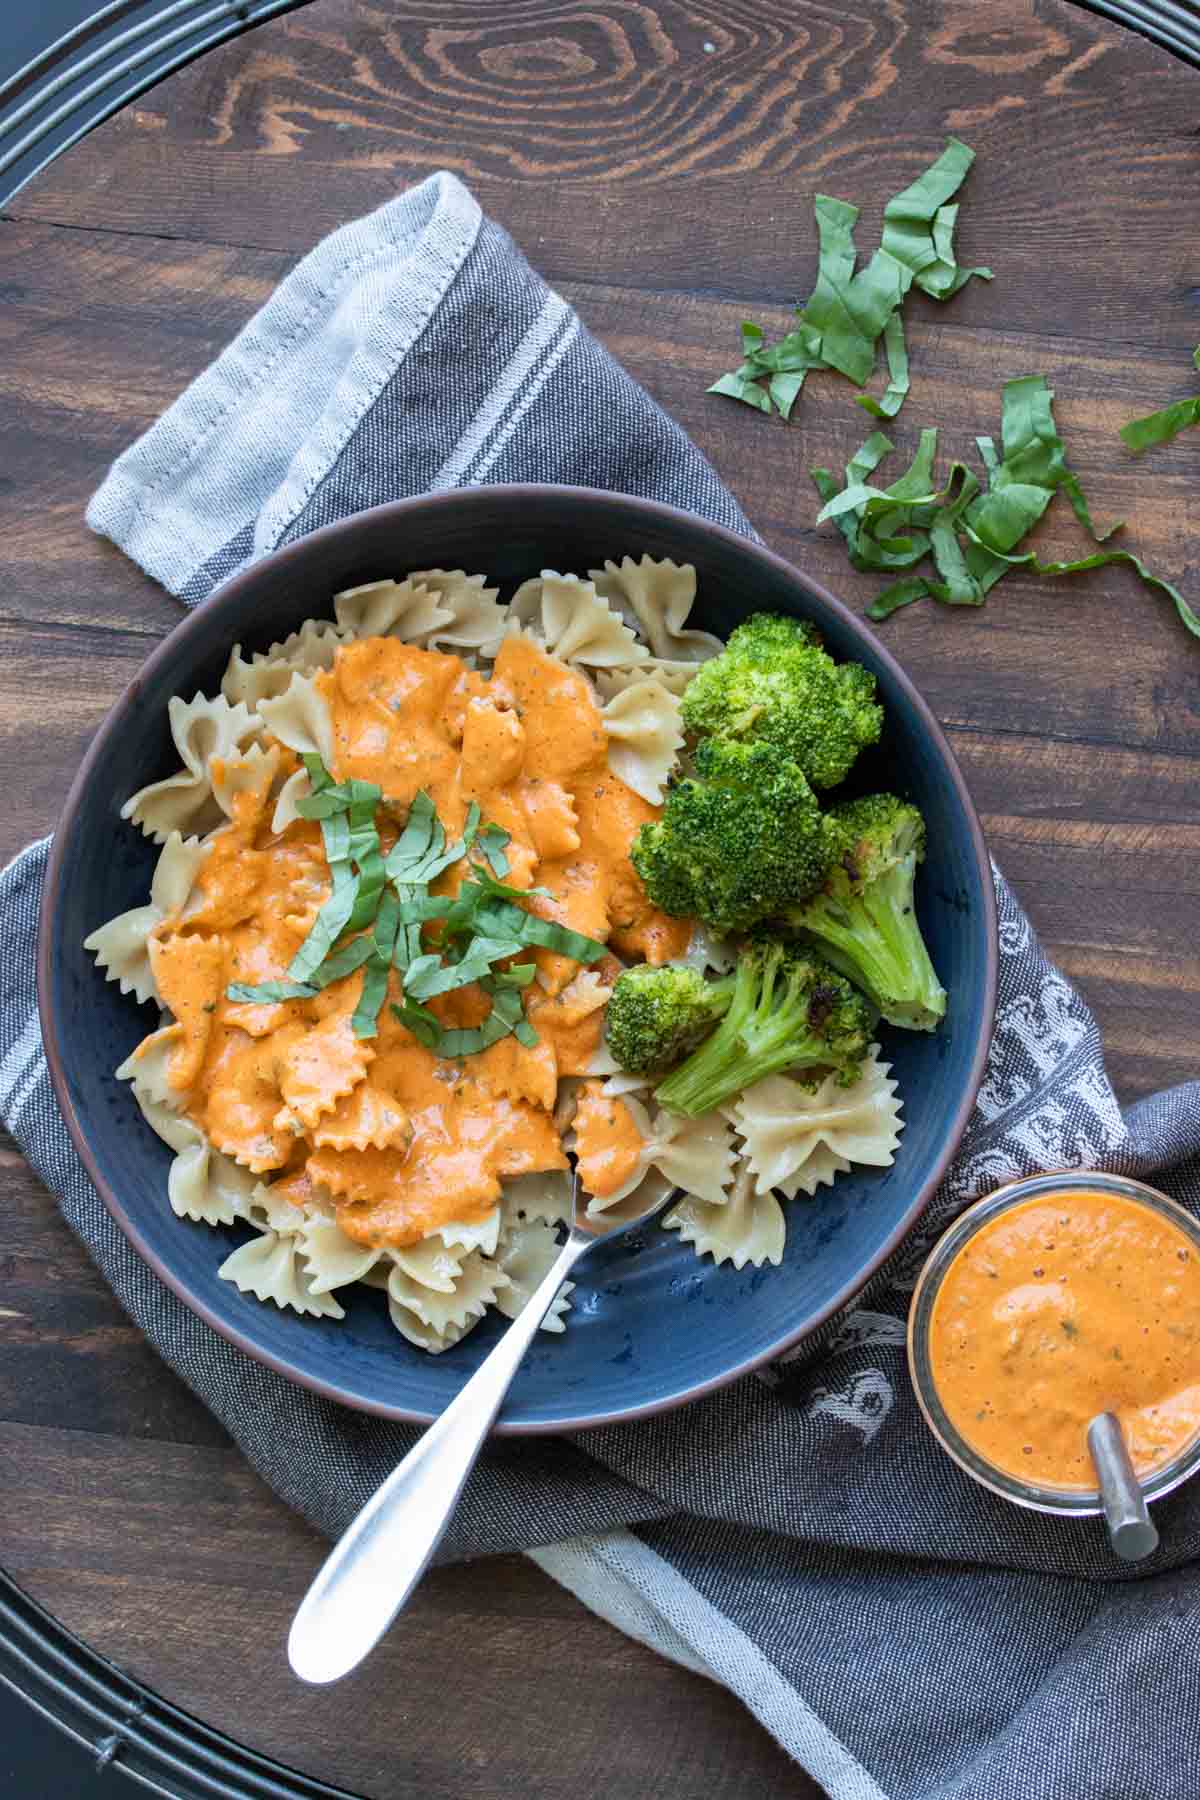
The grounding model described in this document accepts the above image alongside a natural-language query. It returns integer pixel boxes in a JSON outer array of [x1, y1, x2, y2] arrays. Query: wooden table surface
[[2, 2, 1198, 1795]]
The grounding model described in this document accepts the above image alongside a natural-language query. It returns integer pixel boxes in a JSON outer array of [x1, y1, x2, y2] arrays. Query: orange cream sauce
[[572, 1080, 645, 1199], [929, 1191, 1200, 1489], [147, 634, 686, 1247]]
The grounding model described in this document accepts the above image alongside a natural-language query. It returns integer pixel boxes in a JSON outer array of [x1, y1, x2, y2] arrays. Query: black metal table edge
[[0, 0, 1197, 1795], [0, 1569, 356, 1799], [1, 0, 1199, 214]]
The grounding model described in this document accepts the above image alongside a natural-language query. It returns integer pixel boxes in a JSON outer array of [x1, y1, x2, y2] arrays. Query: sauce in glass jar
[[927, 1187, 1200, 1490]]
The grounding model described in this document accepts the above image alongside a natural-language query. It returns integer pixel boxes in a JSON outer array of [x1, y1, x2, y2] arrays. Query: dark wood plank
[[0, 2, 1198, 1795], [6, 0, 1198, 355], [1, 1422, 803, 1800]]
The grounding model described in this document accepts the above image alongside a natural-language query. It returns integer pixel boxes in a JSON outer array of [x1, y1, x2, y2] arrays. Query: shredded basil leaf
[[226, 978, 316, 1004], [959, 535, 1200, 642], [386, 791, 437, 874], [306, 935, 376, 990], [490, 962, 537, 989], [1120, 384, 1200, 455], [707, 368, 773, 413], [391, 998, 442, 1050], [287, 860, 358, 984], [476, 823, 512, 878], [818, 375, 1196, 639], [465, 896, 606, 964], [351, 956, 391, 1039], [855, 311, 910, 420], [711, 139, 988, 421]]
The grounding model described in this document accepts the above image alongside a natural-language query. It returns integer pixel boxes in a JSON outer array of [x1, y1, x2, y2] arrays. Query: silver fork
[[287, 1169, 673, 1684]]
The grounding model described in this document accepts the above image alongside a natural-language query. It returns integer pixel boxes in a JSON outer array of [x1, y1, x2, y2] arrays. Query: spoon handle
[[288, 1233, 585, 1686], [1087, 1411, 1160, 1562]]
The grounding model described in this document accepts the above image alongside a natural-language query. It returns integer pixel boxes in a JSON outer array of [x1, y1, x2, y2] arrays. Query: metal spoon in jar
[[287, 1168, 673, 1685], [1088, 1412, 1160, 1562]]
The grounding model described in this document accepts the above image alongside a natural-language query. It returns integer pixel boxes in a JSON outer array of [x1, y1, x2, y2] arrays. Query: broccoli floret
[[605, 963, 735, 1075], [681, 612, 883, 789], [784, 794, 947, 1032], [654, 939, 874, 1117], [725, 612, 824, 658], [631, 737, 835, 936]]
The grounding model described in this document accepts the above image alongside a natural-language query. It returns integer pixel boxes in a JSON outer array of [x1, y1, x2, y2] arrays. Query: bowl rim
[[37, 483, 998, 1434]]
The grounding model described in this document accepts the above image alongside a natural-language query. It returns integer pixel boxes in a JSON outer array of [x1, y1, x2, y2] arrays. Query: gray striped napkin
[[5, 171, 1200, 1800]]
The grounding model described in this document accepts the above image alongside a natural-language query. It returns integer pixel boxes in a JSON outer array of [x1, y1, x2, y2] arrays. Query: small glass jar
[[908, 1171, 1200, 1516]]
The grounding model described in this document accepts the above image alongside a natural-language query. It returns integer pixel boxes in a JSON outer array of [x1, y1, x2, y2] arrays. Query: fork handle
[[287, 1231, 586, 1685]]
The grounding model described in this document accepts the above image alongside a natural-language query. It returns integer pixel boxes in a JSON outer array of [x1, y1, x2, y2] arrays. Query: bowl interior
[[41, 488, 995, 1431]]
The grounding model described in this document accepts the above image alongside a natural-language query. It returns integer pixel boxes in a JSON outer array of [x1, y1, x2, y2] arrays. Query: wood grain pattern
[[0, 1, 1197, 1795]]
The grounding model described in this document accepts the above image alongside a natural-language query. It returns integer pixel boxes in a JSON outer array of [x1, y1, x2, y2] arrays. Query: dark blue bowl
[[38, 486, 997, 1433]]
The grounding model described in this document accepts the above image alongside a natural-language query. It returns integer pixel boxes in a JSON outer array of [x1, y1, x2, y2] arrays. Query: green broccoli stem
[[654, 954, 828, 1117], [793, 856, 945, 1031]]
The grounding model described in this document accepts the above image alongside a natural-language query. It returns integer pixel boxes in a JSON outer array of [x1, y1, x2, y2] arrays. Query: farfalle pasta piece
[[385, 1309, 476, 1355], [268, 618, 349, 669], [333, 577, 450, 644], [473, 1032, 558, 1112], [587, 1165, 675, 1230], [204, 1028, 305, 1172], [601, 1070, 652, 1099], [271, 767, 311, 834], [386, 1250, 509, 1352], [732, 1046, 905, 1199], [128, 1084, 257, 1226], [496, 1217, 573, 1333], [221, 646, 297, 709], [85, 831, 210, 1005], [245, 1176, 315, 1236], [257, 671, 336, 767], [576, 1091, 735, 1216], [410, 569, 508, 656], [122, 693, 262, 843], [146, 932, 224, 1090], [593, 556, 723, 663], [209, 741, 282, 820], [599, 676, 684, 804], [776, 1142, 854, 1200], [310, 1083, 412, 1154], [680, 923, 737, 976], [518, 777, 580, 860], [219, 1230, 346, 1318], [275, 1012, 375, 1132], [390, 1236, 466, 1294], [117, 1023, 187, 1111], [573, 1086, 654, 1211], [582, 1042, 652, 1101], [170, 1133, 258, 1226], [221, 620, 349, 709], [645, 1106, 737, 1208], [298, 1213, 385, 1294], [509, 571, 648, 669], [500, 1170, 574, 1228], [664, 1167, 786, 1270], [553, 968, 613, 1023], [435, 1207, 503, 1256], [594, 659, 702, 698]]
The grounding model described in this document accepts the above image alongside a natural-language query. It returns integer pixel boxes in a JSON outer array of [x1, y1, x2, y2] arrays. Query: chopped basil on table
[[1119, 344, 1200, 454], [813, 375, 1200, 642], [709, 138, 990, 422]]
